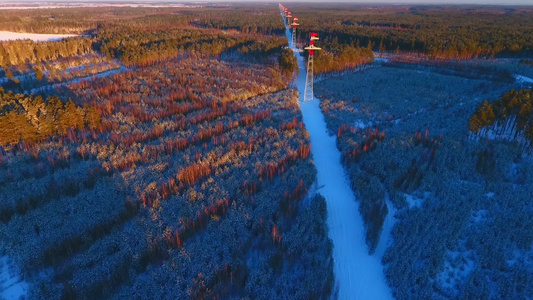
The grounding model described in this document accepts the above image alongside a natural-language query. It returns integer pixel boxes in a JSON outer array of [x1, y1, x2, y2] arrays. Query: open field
[[0, 31, 79, 42]]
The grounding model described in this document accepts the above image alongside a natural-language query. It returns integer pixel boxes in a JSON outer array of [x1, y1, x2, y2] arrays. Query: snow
[[469, 116, 531, 149], [286, 25, 393, 300], [506, 244, 533, 269], [403, 193, 425, 209], [402, 192, 430, 209], [26, 66, 128, 95], [354, 120, 371, 129], [375, 194, 397, 259], [515, 75, 533, 85], [0, 4, 196, 10], [0, 31, 78, 42], [374, 57, 389, 63], [506, 248, 522, 267], [0, 256, 29, 300], [469, 209, 488, 224], [435, 245, 475, 296]]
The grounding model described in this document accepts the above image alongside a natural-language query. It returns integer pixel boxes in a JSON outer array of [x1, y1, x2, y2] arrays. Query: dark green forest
[[293, 4, 533, 59], [469, 88, 533, 146], [0, 88, 100, 146], [0, 5, 333, 299], [315, 54, 533, 299]]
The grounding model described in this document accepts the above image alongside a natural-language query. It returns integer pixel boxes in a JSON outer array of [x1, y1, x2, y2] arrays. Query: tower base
[[303, 55, 314, 102]]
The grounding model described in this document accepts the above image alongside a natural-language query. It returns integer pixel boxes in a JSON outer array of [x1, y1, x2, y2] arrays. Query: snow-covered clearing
[[435, 246, 475, 296], [375, 194, 397, 259], [0, 31, 78, 42], [469, 209, 489, 224], [25, 66, 128, 95], [515, 74, 533, 85], [468, 116, 531, 149], [0, 256, 28, 300], [286, 26, 393, 299], [354, 120, 371, 129], [403, 192, 430, 209], [506, 244, 533, 269]]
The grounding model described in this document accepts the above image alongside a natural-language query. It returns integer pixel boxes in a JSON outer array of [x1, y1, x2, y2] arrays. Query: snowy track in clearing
[[287, 28, 393, 299]]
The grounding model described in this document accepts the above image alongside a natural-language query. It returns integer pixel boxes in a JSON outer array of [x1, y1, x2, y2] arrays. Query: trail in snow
[[25, 66, 128, 95], [285, 26, 393, 299]]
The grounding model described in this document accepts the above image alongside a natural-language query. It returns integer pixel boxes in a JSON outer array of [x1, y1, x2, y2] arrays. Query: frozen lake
[[0, 31, 79, 42]]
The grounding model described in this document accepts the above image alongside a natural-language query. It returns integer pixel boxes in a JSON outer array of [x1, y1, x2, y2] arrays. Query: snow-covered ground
[[0, 31, 78, 42], [403, 192, 430, 209], [515, 74, 533, 85], [375, 194, 397, 259], [354, 120, 372, 129], [25, 66, 128, 95], [286, 25, 393, 299], [469, 116, 531, 149], [0, 256, 28, 300], [435, 240, 475, 297]]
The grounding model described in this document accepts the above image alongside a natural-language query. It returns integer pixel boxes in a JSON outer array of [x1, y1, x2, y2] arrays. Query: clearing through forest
[[285, 28, 393, 299]]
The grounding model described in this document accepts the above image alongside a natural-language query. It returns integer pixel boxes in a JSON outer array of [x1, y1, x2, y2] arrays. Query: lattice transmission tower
[[279, 3, 288, 26], [304, 33, 321, 102], [290, 16, 299, 48]]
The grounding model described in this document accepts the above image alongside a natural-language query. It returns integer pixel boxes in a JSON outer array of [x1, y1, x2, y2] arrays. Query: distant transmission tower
[[290, 16, 299, 48], [279, 3, 287, 25], [304, 33, 321, 101], [286, 11, 292, 28]]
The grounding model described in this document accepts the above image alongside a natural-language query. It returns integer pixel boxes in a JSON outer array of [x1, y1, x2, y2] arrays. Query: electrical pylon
[[279, 4, 288, 25], [290, 16, 299, 48], [304, 33, 321, 101], [279, 3, 287, 15]]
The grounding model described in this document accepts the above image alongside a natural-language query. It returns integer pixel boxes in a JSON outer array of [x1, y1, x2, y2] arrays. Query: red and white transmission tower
[[290, 16, 299, 48], [279, 3, 287, 15], [304, 33, 321, 101], [286, 11, 292, 27]]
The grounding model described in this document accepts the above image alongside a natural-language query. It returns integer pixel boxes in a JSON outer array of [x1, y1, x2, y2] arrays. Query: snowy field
[[286, 25, 393, 299], [0, 31, 78, 42]]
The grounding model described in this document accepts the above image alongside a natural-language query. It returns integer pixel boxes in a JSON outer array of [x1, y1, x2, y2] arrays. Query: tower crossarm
[[304, 45, 322, 51]]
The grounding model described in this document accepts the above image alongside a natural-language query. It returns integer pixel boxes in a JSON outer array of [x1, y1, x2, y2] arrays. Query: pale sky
[[2, 0, 533, 5]]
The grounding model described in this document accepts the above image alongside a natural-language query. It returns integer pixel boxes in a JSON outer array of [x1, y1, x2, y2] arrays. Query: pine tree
[[46, 96, 64, 133], [63, 99, 84, 130], [84, 105, 101, 131], [34, 66, 44, 81]]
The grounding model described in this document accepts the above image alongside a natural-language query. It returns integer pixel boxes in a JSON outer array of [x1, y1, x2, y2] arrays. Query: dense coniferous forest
[[292, 4, 533, 74], [0, 5, 333, 299], [294, 4, 533, 59], [315, 51, 533, 298], [305, 5, 533, 295], [0, 88, 101, 146], [1, 3, 533, 299]]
